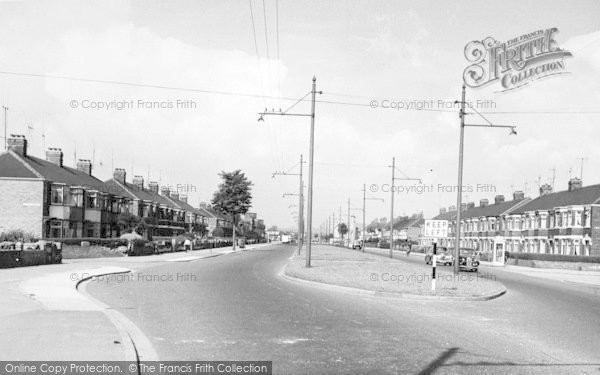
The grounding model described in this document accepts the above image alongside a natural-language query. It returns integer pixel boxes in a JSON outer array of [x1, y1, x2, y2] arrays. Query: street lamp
[[453, 84, 517, 274], [258, 77, 322, 267]]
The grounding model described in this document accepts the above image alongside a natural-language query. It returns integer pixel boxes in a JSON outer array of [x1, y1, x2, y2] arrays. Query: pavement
[[363, 245, 600, 288], [86, 244, 600, 374], [0, 243, 268, 361]]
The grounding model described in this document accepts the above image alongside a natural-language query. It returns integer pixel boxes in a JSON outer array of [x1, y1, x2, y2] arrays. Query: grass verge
[[284, 245, 505, 299]]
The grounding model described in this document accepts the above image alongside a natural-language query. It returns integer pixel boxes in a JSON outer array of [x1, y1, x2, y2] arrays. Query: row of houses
[[0, 135, 265, 241], [421, 178, 600, 257]]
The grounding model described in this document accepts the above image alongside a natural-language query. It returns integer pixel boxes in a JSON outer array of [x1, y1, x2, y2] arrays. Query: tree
[[338, 223, 349, 240], [211, 170, 253, 250]]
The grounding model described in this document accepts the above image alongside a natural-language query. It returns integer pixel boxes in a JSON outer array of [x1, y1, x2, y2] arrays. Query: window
[[86, 194, 97, 209], [51, 184, 65, 205], [575, 211, 581, 226]]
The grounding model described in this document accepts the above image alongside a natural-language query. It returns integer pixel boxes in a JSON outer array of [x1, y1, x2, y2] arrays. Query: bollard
[[431, 242, 437, 292]]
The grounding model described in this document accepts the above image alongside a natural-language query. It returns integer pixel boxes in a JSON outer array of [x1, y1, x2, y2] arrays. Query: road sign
[[423, 220, 449, 238]]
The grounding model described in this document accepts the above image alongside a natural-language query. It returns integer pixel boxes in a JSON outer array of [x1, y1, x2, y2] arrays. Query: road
[[87, 244, 600, 374]]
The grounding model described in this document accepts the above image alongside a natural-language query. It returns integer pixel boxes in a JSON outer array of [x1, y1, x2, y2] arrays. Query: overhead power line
[[1, 70, 599, 115]]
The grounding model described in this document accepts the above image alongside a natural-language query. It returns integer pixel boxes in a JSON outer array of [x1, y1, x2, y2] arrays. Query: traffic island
[[283, 245, 506, 300]]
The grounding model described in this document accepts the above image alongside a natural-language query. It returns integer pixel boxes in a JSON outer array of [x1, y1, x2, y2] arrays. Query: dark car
[[424, 247, 453, 266], [457, 248, 479, 272]]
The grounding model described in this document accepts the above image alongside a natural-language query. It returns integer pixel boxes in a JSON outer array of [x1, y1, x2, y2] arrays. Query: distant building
[[425, 180, 600, 256]]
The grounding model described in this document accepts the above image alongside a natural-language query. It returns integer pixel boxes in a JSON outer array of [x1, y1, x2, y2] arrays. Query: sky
[[0, 0, 599, 231]]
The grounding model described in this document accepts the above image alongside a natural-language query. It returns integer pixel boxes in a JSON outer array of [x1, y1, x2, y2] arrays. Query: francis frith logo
[[463, 28, 572, 91]]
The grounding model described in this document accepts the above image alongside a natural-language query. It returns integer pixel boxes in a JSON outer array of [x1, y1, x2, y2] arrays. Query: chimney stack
[[449, 205, 456, 212], [568, 178, 582, 192], [7, 134, 27, 156], [539, 183, 553, 196], [113, 168, 126, 184], [513, 190, 525, 200], [148, 181, 159, 194], [76, 159, 92, 175], [467, 202, 475, 209], [171, 192, 180, 201], [439, 207, 447, 214], [480, 199, 489, 207], [199, 202, 208, 209], [460, 203, 467, 211], [494, 195, 505, 204], [180, 194, 188, 204], [161, 186, 171, 198], [132, 176, 144, 190], [45, 148, 63, 167]]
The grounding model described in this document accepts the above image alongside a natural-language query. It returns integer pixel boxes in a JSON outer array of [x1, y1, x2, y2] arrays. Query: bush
[[62, 245, 125, 259], [0, 230, 38, 242], [506, 251, 600, 263]]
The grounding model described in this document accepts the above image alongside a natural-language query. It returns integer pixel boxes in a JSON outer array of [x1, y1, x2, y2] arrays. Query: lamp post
[[259, 77, 322, 267], [453, 84, 517, 274]]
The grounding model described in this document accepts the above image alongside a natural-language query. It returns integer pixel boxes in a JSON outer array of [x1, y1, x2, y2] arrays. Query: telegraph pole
[[362, 184, 384, 252], [305, 76, 318, 267], [347, 198, 351, 244], [389, 157, 421, 258], [339, 206, 343, 242], [258, 76, 321, 268], [2, 106, 8, 151], [273, 155, 304, 255], [363, 185, 366, 251], [453, 84, 517, 274], [389, 157, 395, 258], [454, 85, 466, 274], [298, 154, 304, 254], [333, 211, 335, 240]]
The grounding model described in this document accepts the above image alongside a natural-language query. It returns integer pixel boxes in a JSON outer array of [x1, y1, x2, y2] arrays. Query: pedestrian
[[184, 238, 192, 252]]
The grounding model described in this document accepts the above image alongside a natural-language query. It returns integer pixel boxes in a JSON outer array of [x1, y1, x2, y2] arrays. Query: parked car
[[457, 248, 479, 272], [424, 247, 453, 265], [350, 239, 363, 250], [377, 239, 390, 249]]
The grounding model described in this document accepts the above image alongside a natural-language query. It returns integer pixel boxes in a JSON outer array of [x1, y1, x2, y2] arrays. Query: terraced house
[[423, 178, 600, 257], [0, 135, 229, 241], [0, 135, 128, 239]]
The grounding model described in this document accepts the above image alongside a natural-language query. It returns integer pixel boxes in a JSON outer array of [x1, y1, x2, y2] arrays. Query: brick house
[[426, 179, 600, 257], [0, 135, 129, 239]]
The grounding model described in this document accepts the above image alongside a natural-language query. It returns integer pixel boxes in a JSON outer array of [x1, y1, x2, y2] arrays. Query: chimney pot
[[148, 181, 159, 194], [539, 184, 553, 196], [113, 168, 126, 184], [7, 134, 27, 156], [132, 175, 144, 190], [76, 159, 93, 175], [45, 148, 64, 167], [568, 178, 582, 192], [513, 190, 525, 200]]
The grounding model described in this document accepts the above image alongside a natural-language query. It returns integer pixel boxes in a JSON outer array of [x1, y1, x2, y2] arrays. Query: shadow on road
[[417, 347, 600, 374], [417, 347, 459, 375]]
